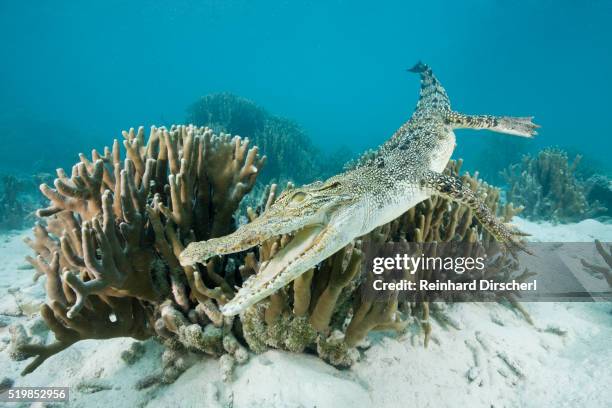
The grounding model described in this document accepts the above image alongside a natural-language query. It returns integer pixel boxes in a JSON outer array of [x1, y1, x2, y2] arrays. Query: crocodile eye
[[290, 192, 307, 204]]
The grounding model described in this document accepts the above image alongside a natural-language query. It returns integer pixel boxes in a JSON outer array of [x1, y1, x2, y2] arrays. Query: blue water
[[1, 0, 611, 177]]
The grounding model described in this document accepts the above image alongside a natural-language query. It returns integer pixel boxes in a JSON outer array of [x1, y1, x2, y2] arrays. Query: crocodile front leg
[[445, 112, 539, 138], [421, 171, 530, 254]]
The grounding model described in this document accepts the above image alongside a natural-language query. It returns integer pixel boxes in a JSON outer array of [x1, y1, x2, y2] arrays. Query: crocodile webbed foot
[[495, 116, 540, 138], [495, 222, 533, 256]]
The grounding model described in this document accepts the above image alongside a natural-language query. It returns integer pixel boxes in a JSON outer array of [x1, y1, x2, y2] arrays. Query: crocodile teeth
[[220, 225, 324, 316]]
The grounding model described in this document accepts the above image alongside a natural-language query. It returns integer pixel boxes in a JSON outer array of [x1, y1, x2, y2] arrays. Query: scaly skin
[[180, 62, 538, 316]]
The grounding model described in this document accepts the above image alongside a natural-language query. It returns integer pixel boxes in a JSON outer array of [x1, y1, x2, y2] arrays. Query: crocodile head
[[179, 178, 360, 316]]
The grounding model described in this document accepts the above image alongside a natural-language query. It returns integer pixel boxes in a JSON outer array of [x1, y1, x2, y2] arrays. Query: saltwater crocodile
[[180, 62, 538, 316]]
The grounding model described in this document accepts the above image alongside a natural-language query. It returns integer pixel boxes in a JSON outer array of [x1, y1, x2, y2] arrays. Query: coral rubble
[[501, 148, 606, 222]]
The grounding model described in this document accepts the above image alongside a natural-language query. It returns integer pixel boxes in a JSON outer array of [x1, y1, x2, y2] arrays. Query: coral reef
[[0, 174, 52, 230], [0, 174, 29, 230], [584, 175, 612, 218], [11, 122, 527, 378], [238, 159, 529, 364], [13, 125, 265, 375], [0, 173, 53, 230], [501, 148, 607, 222], [186, 93, 266, 141], [474, 136, 530, 185], [187, 93, 347, 183]]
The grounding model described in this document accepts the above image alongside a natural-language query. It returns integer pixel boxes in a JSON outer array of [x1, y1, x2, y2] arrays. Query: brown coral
[[14, 125, 265, 376]]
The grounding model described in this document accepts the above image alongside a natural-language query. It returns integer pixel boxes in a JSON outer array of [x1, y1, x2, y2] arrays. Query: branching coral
[[13, 125, 265, 377], [581, 240, 612, 288], [501, 148, 606, 222]]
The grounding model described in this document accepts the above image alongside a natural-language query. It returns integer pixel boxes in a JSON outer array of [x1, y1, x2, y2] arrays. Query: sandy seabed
[[0, 217, 611, 408]]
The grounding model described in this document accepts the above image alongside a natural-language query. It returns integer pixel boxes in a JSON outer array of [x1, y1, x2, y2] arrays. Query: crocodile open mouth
[[220, 224, 326, 316], [253, 225, 323, 286], [179, 216, 281, 266]]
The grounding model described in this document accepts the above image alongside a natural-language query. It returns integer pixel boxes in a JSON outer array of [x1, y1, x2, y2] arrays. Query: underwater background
[[1, 0, 611, 179], [1, 3, 612, 406], [0, 0, 612, 177]]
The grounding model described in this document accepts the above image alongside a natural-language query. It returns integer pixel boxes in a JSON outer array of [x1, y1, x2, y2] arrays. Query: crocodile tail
[[407, 61, 428, 73], [407, 61, 451, 114]]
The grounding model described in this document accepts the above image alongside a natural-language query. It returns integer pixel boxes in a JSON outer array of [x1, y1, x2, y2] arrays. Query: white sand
[[513, 217, 612, 242], [0, 218, 611, 407]]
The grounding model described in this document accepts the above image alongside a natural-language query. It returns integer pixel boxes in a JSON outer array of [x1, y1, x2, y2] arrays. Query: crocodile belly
[[362, 183, 429, 235], [429, 129, 456, 173]]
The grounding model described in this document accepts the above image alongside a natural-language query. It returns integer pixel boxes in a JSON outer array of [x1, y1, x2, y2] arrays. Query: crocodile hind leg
[[421, 171, 530, 254], [445, 111, 539, 138]]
